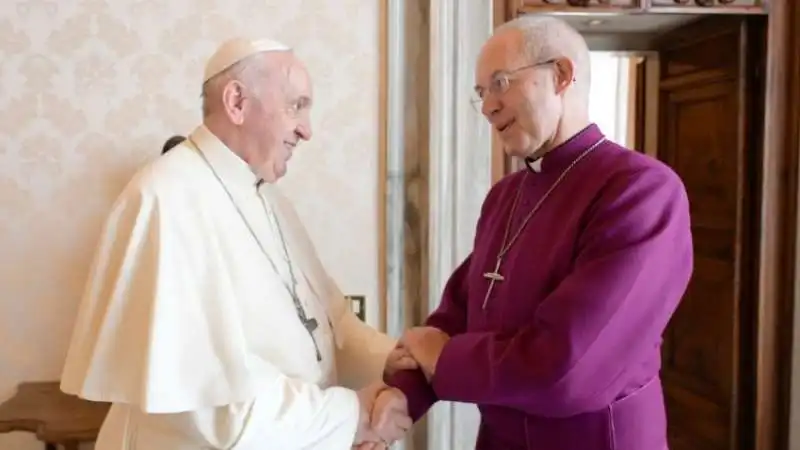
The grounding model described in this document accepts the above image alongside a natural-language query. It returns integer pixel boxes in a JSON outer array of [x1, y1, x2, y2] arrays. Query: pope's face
[[244, 54, 313, 183], [474, 31, 563, 159]]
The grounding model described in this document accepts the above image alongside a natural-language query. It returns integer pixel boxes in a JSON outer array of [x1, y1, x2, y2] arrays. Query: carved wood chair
[[0, 382, 109, 450]]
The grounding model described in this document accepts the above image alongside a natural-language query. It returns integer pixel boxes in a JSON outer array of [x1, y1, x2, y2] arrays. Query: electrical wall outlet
[[345, 295, 366, 321]]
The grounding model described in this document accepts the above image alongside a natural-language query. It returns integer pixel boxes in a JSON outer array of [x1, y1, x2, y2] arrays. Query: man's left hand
[[399, 327, 450, 381], [383, 346, 418, 379]]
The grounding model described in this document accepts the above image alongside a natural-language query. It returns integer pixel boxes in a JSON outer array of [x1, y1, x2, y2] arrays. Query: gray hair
[[495, 15, 591, 100], [200, 50, 289, 117]]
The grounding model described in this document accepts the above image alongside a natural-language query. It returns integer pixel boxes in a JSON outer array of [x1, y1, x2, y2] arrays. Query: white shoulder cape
[[59, 126, 361, 413]]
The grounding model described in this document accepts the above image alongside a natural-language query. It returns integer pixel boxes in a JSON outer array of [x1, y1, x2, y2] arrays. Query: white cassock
[[59, 124, 395, 449]]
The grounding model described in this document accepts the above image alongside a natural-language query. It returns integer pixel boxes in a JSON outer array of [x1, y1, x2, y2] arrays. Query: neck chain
[[482, 138, 606, 309], [188, 137, 322, 361]]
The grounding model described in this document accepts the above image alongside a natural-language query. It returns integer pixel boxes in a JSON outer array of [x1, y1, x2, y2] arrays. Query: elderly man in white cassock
[[59, 37, 416, 450]]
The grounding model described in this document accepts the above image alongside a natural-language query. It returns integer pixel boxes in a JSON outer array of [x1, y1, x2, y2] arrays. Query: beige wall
[[0, 2, 381, 448]]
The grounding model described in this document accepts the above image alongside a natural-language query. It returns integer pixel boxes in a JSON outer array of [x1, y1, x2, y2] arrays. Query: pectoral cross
[[293, 296, 322, 361], [301, 316, 322, 362], [481, 258, 505, 309]]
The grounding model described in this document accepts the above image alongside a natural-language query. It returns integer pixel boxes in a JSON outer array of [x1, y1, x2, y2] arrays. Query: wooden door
[[656, 16, 766, 450], [632, 57, 647, 152]]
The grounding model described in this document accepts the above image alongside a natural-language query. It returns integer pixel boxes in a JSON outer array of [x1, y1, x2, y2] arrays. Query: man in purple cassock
[[383, 15, 693, 450]]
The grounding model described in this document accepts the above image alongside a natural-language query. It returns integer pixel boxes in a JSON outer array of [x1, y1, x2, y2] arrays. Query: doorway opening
[[588, 51, 637, 149]]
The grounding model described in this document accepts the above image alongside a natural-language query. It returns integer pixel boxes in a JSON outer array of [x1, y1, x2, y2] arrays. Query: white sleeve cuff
[[234, 383, 361, 450]]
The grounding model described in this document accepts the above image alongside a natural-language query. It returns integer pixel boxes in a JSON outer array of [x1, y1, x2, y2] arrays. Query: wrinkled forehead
[[269, 52, 312, 98], [286, 57, 312, 97], [475, 30, 526, 85]]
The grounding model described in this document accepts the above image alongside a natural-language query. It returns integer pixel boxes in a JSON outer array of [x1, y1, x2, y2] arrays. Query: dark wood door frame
[[755, 1, 800, 449], [491, 1, 800, 449]]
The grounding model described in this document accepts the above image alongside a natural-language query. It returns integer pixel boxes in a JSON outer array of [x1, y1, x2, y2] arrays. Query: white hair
[[200, 50, 290, 117], [495, 15, 591, 101]]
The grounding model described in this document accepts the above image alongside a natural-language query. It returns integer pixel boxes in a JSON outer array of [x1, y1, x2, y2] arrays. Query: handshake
[[350, 325, 451, 449], [353, 382, 411, 449]]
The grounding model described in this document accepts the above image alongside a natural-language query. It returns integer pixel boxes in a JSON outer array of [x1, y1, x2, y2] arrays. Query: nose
[[481, 96, 501, 119], [296, 121, 312, 141]]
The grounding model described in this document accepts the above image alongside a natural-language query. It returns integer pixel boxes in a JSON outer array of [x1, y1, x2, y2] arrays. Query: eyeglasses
[[470, 59, 558, 111]]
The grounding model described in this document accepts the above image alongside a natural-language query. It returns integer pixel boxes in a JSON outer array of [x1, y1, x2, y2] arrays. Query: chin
[[272, 163, 288, 182], [254, 167, 276, 184], [500, 130, 535, 156], [502, 140, 532, 159], [507, 140, 549, 161], [255, 160, 288, 184], [502, 148, 525, 159]]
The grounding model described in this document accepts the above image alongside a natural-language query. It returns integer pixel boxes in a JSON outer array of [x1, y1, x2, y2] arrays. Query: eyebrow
[[474, 69, 506, 91]]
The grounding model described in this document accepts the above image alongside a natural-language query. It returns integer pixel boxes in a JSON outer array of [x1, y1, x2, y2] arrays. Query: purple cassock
[[386, 124, 693, 450]]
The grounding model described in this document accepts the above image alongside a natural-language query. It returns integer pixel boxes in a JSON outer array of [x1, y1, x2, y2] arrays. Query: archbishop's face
[[474, 30, 563, 159], [247, 52, 314, 183]]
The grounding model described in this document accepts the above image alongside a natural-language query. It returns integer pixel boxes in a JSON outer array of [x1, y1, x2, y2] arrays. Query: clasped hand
[[354, 383, 411, 449], [393, 326, 450, 381], [352, 326, 451, 449]]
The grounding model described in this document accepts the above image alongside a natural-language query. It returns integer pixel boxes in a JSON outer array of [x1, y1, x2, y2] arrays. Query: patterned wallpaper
[[0, 1, 380, 448]]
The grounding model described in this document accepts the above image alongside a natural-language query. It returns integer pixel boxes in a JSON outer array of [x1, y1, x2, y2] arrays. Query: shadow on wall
[[162, 135, 186, 154]]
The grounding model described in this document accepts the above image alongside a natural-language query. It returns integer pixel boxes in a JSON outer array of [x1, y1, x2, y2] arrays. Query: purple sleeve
[[385, 256, 472, 421], [430, 168, 693, 418]]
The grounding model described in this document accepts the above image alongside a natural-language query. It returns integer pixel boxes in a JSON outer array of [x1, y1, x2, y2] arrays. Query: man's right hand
[[354, 382, 388, 446], [370, 388, 411, 443]]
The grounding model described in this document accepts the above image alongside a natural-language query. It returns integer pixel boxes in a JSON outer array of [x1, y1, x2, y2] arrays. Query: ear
[[553, 58, 575, 96], [221, 80, 247, 125]]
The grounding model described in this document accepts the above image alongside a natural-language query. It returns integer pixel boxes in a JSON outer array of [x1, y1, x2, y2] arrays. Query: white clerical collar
[[524, 156, 543, 173], [187, 125, 260, 190]]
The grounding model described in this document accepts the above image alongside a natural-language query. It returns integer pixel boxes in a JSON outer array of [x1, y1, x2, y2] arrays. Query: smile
[[498, 120, 515, 133]]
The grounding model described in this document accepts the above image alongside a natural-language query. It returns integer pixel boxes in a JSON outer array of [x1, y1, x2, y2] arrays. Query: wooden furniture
[[0, 382, 109, 450], [654, 17, 766, 450]]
